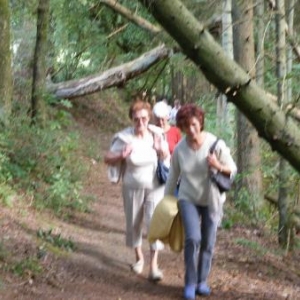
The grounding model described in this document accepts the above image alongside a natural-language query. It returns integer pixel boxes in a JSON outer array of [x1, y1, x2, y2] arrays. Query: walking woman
[[104, 96, 170, 281], [164, 104, 237, 299], [152, 100, 181, 155]]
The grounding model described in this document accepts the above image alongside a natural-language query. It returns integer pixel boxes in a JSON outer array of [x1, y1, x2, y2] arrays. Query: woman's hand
[[153, 134, 162, 152], [121, 144, 133, 159], [207, 153, 222, 171], [207, 152, 231, 175], [104, 144, 132, 165], [153, 134, 169, 160]]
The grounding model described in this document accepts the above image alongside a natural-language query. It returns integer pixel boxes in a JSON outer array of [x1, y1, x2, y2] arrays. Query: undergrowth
[[0, 105, 89, 215], [37, 228, 76, 252]]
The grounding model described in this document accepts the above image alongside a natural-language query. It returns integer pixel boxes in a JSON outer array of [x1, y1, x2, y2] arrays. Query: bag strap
[[209, 138, 219, 154]]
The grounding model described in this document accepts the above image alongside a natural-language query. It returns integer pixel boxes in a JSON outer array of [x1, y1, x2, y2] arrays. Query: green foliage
[[235, 238, 268, 256], [37, 228, 75, 252], [11, 257, 42, 277], [0, 242, 8, 262], [49, 0, 157, 83], [0, 132, 17, 207], [221, 217, 234, 230], [0, 183, 15, 207], [0, 109, 89, 215]]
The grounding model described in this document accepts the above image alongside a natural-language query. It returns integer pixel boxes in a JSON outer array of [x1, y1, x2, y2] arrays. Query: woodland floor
[[0, 95, 300, 300]]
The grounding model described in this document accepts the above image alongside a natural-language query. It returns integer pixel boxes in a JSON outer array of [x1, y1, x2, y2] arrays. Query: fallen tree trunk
[[47, 44, 171, 99]]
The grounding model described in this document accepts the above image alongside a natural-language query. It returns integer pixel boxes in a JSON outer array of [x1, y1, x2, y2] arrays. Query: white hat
[[153, 101, 170, 118]]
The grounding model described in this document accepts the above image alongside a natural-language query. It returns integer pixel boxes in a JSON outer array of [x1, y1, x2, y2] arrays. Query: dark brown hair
[[128, 96, 152, 120], [176, 103, 205, 131]]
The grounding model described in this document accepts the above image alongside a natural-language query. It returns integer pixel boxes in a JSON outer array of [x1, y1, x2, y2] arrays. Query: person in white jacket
[[104, 97, 170, 281], [164, 103, 237, 299]]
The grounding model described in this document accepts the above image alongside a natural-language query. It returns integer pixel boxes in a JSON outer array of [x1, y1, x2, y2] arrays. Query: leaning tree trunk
[[232, 0, 263, 213], [138, 0, 300, 173], [0, 0, 12, 125], [31, 0, 50, 124]]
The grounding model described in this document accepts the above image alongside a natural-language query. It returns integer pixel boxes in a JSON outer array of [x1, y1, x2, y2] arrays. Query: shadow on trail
[[67, 212, 125, 236]]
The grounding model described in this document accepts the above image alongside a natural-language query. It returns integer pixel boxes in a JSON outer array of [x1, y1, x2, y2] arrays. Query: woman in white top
[[164, 104, 237, 300], [104, 97, 170, 281]]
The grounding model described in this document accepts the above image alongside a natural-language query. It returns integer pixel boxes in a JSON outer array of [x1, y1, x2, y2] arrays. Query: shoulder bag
[[209, 139, 233, 193]]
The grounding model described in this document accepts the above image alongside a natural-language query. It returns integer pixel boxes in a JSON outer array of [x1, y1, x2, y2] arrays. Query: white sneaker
[[148, 268, 163, 282], [131, 260, 144, 274]]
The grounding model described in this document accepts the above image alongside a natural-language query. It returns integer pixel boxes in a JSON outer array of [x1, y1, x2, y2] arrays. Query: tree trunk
[[232, 0, 263, 212], [255, 0, 264, 88], [276, 0, 288, 247], [48, 45, 172, 99], [186, 76, 196, 103], [138, 0, 300, 173], [31, 0, 50, 124], [217, 0, 234, 128], [284, 0, 296, 250], [0, 0, 12, 125]]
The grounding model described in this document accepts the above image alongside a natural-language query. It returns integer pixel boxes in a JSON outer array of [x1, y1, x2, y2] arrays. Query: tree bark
[[48, 44, 172, 99], [0, 0, 12, 125], [276, 0, 288, 247], [233, 0, 263, 211], [138, 0, 300, 173], [31, 0, 50, 124], [217, 0, 234, 128], [255, 0, 265, 88]]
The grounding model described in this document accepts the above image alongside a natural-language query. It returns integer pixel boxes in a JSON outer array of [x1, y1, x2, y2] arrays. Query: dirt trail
[[0, 98, 300, 300]]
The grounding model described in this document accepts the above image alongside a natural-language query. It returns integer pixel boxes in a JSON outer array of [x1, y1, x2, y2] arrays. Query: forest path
[[0, 96, 300, 300]]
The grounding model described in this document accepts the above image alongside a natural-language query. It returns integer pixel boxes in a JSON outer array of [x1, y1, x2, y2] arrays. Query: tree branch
[[47, 44, 172, 99], [98, 0, 161, 34]]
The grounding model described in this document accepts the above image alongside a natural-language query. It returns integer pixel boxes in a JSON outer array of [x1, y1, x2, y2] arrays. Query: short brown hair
[[176, 103, 205, 131], [128, 97, 152, 120]]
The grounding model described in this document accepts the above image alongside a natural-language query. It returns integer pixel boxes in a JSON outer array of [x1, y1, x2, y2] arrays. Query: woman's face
[[154, 116, 169, 130], [132, 109, 150, 133], [182, 116, 202, 140]]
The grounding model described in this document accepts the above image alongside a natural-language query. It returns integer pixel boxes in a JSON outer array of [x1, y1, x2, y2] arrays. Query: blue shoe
[[183, 284, 196, 300], [196, 282, 211, 296]]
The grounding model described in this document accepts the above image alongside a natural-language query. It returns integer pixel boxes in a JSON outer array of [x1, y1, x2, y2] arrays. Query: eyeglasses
[[133, 116, 148, 123]]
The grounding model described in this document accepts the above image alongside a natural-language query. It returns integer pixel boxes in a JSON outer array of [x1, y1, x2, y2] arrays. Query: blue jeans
[[178, 200, 218, 286]]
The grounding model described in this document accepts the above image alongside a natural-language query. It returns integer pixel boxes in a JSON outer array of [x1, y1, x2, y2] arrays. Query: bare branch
[[99, 0, 161, 34]]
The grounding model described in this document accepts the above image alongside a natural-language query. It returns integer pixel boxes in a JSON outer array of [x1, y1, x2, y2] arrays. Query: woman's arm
[[104, 151, 123, 165], [104, 139, 132, 165], [207, 152, 232, 176], [207, 140, 237, 177], [164, 149, 180, 195], [153, 133, 170, 161]]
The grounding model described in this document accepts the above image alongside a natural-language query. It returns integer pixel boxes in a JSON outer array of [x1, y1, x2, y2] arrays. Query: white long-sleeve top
[[164, 132, 237, 219], [108, 125, 170, 189]]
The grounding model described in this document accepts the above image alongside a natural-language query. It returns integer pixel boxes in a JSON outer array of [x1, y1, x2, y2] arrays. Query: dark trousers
[[178, 200, 218, 286]]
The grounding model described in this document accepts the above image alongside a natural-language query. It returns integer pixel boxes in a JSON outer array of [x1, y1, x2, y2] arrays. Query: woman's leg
[[197, 206, 218, 295], [149, 248, 158, 271], [178, 200, 201, 286], [134, 245, 144, 263], [122, 186, 145, 272], [145, 187, 164, 280]]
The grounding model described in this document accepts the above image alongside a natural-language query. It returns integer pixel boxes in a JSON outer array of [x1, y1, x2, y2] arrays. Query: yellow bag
[[148, 195, 184, 253]]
